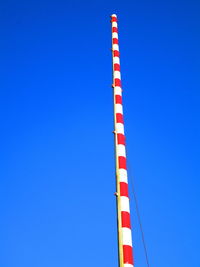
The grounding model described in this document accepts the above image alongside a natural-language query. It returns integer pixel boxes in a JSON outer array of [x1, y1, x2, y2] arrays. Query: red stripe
[[117, 133, 125, 145], [118, 156, 127, 169], [114, 63, 120, 71], [115, 95, 122, 104], [112, 27, 118, 33], [116, 113, 124, 123], [121, 211, 131, 228], [111, 17, 117, 22], [123, 245, 134, 265], [114, 78, 121, 87], [113, 50, 120, 57], [120, 182, 129, 197], [113, 38, 118, 44]]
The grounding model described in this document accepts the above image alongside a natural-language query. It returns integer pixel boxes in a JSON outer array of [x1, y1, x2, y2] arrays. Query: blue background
[[1, 0, 200, 266]]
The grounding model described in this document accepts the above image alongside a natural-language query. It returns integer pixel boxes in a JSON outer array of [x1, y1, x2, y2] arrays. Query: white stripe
[[111, 14, 117, 17], [112, 22, 118, 28], [114, 71, 121, 79], [120, 196, 130, 212], [112, 32, 118, 39], [117, 144, 126, 157], [114, 87, 122, 95], [124, 264, 134, 267], [122, 227, 133, 246], [113, 44, 119, 51], [116, 123, 124, 134], [115, 103, 123, 114], [113, 57, 120, 64], [119, 169, 128, 183]]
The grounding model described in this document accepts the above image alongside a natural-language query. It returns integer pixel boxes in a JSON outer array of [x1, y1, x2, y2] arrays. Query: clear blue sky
[[1, 0, 200, 266]]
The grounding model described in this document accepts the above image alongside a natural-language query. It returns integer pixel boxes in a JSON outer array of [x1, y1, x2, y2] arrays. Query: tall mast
[[111, 14, 134, 267]]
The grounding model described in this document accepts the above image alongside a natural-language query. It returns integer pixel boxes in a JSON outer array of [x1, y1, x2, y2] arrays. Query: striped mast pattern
[[111, 14, 134, 267]]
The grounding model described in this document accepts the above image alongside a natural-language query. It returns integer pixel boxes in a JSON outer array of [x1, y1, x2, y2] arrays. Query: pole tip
[[110, 14, 118, 22]]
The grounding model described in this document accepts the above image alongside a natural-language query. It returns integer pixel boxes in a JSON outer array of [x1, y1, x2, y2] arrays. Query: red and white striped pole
[[111, 14, 134, 267]]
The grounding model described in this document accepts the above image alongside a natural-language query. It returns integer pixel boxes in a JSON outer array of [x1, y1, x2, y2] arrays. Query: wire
[[127, 159, 151, 267]]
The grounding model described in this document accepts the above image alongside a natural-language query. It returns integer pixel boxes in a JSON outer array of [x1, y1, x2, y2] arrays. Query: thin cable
[[131, 176, 150, 267], [127, 158, 150, 267]]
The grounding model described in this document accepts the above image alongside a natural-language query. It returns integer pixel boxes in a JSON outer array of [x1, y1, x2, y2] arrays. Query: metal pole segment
[[111, 14, 134, 267]]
